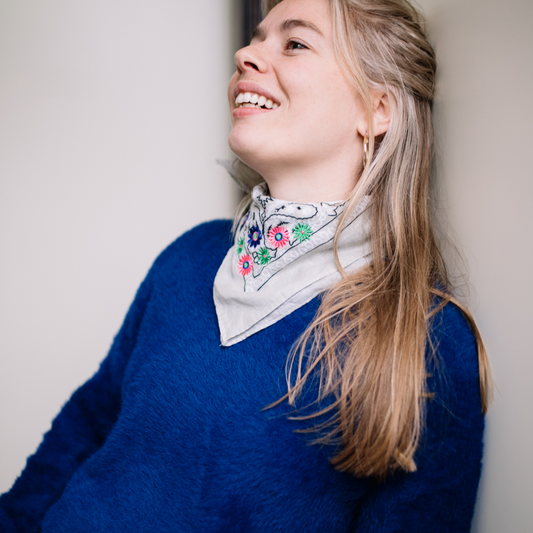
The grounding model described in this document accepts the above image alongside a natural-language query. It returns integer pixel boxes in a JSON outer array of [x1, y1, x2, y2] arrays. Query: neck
[[258, 158, 362, 203]]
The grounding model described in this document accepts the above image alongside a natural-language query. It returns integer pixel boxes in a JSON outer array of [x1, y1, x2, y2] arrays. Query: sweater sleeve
[[0, 254, 162, 533], [352, 303, 485, 533]]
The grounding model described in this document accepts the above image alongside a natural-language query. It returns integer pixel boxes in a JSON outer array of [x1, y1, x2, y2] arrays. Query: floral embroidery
[[232, 183, 355, 292], [256, 247, 271, 266], [247, 225, 262, 249], [238, 254, 253, 276], [268, 226, 289, 248], [292, 223, 313, 243]]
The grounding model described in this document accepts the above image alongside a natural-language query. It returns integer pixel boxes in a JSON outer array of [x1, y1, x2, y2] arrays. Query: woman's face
[[227, 0, 365, 191]]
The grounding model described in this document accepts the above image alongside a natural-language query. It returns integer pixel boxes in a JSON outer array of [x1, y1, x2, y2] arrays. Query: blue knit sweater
[[0, 220, 484, 532]]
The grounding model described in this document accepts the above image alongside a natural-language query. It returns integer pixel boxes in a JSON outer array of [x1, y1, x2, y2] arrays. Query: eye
[[286, 40, 308, 51]]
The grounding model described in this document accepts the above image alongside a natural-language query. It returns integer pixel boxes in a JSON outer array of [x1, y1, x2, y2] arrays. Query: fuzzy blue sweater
[[0, 220, 484, 532]]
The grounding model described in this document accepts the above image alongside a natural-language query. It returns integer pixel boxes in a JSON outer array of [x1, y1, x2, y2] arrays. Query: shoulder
[[149, 219, 233, 275], [163, 219, 233, 256], [429, 301, 479, 383], [426, 300, 483, 419]]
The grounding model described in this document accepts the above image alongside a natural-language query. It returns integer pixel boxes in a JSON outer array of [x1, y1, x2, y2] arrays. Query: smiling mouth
[[235, 92, 279, 110]]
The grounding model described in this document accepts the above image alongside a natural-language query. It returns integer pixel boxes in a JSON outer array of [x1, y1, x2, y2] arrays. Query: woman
[[0, 0, 491, 531]]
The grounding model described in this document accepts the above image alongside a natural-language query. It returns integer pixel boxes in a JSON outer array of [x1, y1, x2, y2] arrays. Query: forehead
[[254, 0, 331, 39]]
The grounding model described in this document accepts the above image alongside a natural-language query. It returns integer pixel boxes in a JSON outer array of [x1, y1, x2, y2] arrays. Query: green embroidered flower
[[236, 237, 244, 255], [257, 246, 271, 265], [292, 223, 313, 243]]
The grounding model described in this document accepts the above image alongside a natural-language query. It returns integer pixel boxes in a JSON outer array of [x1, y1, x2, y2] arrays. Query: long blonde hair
[[235, 0, 492, 480]]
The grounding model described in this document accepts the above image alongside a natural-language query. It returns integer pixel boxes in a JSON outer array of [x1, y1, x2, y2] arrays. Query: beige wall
[[419, 0, 533, 531], [0, 0, 239, 492]]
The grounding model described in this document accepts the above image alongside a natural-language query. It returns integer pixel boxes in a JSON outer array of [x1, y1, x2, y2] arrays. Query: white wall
[[418, 0, 533, 531], [0, 0, 240, 493]]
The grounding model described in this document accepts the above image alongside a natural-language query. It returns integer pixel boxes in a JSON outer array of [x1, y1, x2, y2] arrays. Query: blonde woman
[[0, 0, 491, 531]]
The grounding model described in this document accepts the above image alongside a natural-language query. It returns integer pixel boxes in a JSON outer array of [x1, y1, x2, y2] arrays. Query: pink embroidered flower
[[238, 254, 253, 276], [268, 226, 289, 248]]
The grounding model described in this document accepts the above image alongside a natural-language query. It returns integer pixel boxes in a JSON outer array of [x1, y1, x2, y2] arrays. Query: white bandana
[[214, 184, 372, 346]]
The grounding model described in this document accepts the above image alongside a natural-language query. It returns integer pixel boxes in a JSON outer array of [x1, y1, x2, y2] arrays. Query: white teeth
[[234, 92, 279, 109]]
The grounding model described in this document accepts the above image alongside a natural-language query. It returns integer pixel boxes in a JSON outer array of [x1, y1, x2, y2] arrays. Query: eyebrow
[[251, 18, 324, 42]]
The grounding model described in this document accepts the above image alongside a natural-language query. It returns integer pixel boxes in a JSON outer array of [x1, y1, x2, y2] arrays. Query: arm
[[0, 259, 158, 533], [353, 303, 485, 532]]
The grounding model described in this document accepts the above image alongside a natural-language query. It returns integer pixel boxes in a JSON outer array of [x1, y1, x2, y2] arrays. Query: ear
[[357, 91, 391, 138], [372, 91, 390, 136]]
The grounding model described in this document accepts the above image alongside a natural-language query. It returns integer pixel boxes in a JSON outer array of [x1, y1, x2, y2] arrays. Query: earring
[[363, 136, 369, 167]]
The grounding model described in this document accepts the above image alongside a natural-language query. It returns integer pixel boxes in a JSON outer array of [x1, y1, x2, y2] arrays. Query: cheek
[[283, 69, 360, 135], [317, 79, 359, 127], [318, 97, 359, 141], [288, 95, 360, 151]]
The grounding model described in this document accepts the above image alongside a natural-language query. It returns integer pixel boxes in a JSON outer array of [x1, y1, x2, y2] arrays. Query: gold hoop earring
[[363, 136, 369, 167]]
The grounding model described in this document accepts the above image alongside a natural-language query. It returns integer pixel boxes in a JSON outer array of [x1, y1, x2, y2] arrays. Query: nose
[[234, 43, 267, 74]]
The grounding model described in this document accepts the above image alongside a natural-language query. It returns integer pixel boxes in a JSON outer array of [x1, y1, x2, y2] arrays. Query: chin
[[228, 126, 297, 177], [228, 130, 267, 171]]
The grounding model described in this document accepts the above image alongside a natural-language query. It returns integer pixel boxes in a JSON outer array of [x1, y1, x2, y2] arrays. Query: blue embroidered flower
[[247, 225, 262, 249]]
